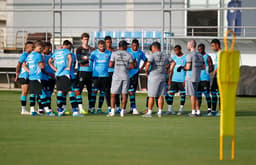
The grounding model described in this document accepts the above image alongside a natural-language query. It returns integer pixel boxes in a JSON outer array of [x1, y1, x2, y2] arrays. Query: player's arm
[[109, 61, 114, 68], [66, 54, 72, 70], [48, 57, 57, 72], [109, 52, 115, 68], [129, 62, 135, 69], [22, 62, 30, 73], [168, 61, 176, 86], [179, 55, 192, 71], [145, 61, 151, 76], [207, 56, 214, 73], [133, 58, 137, 68], [15, 62, 22, 82], [139, 60, 147, 72], [183, 62, 192, 71]]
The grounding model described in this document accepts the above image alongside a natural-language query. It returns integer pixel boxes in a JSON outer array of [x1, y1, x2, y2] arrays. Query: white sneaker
[[132, 108, 140, 115], [72, 111, 83, 117], [157, 111, 162, 118], [120, 110, 124, 117], [177, 111, 183, 116], [142, 113, 152, 118], [107, 112, 115, 117], [21, 111, 30, 115]]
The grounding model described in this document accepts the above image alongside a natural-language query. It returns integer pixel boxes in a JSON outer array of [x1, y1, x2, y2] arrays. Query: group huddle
[[16, 32, 221, 117]]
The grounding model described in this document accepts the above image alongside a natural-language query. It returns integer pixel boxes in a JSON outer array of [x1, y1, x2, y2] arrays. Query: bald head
[[187, 40, 197, 51]]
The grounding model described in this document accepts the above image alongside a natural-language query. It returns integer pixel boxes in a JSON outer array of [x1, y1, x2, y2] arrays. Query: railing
[[1, 25, 256, 52]]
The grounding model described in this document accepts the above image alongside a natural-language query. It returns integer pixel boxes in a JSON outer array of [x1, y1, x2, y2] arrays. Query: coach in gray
[[178, 40, 204, 117], [108, 40, 135, 117], [143, 42, 172, 118]]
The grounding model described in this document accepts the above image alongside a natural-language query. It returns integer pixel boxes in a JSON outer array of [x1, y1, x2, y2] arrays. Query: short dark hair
[[174, 45, 182, 50], [211, 39, 220, 46], [44, 41, 52, 48], [132, 39, 139, 45], [81, 33, 90, 39], [104, 36, 112, 41], [63, 40, 72, 46], [34, 40, 43, 47], [198, 43, 205, 49], [98, 40, 105, 45], [25, 41, 34, 46], [151, 41, 161, 50]]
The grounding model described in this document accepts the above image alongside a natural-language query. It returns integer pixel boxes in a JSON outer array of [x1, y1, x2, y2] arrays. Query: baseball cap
[[119, 40, 130, 47]]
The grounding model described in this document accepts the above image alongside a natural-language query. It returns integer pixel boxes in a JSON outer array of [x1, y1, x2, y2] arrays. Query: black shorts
[[198, 81, 210, 92], [92, 77, 108, 91], [129, 73, 139, 91], [46, 79, 56, 93], [169, 82, 185, 92], [78, 71, 92, 83], [56, 76, 71, 93], [18, 78, 29, 85], [29, 80, 42, 95], [106, 72, 113, 89], [71, 78, 79, 90], [211, 77, 219, 92]]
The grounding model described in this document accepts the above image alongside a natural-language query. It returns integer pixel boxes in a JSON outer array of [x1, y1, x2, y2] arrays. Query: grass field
[[0, 91, 256, 165]]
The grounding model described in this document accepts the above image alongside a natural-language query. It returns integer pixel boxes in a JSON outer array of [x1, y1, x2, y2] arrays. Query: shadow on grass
[[236, 111, 256, 117]]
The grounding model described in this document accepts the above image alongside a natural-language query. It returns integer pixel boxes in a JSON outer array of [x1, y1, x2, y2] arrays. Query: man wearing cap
[[108, 40, 135, 117], [143, 42, 172, 118]]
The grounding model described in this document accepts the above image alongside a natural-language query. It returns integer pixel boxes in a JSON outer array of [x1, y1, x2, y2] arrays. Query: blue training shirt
[[214, 52, 218, 71], [44, 53, 55, 79], [90, 49, 111, 77], [18, 52, 29, 79], [200, 54, 211, 81], [25, 51, 43, 80], [70, 52, 76, 79], [52, 48, 71, 77], [171, 54, 186, 82], [127, 48, 147, 78]]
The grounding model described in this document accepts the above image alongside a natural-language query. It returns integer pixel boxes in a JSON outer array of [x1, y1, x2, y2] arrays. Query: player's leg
[[28, 81, 36, 115], [143, 96, 154, 118], [55, 76, 66, 116], [128, 74, 139, 114], [201, 81, 212, 115], [84, 72, 93, 112], [156, 81, 166, 117], [20, 78, 29, 115], [196, 82, 203, 109], [178, 82, 186, 115], [211, 77, 218, 115], [108, 79, 122, 116], [120, 80, 130, 117], [90, 78, 98, 114], [30, 80, 43, 116], [165, 82, 176, 115], [96, 77, 106, 114], [105, 72, 112, 112]]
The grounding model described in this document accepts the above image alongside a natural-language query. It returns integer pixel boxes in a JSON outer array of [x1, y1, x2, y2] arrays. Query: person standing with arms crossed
[[178, 40, 204, 117], [143, 42, 172, 118], [108, 40, 135, 117]]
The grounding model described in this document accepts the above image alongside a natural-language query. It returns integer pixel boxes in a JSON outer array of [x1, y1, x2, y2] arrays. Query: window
[[187, 10, 218, 36]]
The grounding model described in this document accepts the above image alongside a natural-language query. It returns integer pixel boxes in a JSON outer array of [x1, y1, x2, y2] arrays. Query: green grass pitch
[[0, 91, 256, 165]]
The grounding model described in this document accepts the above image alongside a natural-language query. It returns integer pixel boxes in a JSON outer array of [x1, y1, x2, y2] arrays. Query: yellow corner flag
[[218, 30, 240, 160]]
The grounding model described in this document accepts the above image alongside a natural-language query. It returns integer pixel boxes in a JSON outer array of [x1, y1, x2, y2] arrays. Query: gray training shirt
[[148, 51, 171, 81], [110, 50, 133, 80], [185, 51, 204, 82]]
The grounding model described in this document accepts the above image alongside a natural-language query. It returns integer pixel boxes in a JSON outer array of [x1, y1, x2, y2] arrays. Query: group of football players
[[15, 32, 221, 117]]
